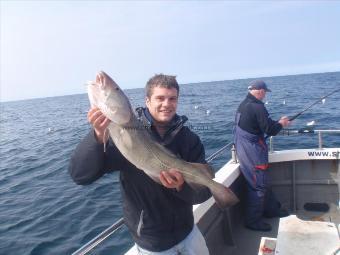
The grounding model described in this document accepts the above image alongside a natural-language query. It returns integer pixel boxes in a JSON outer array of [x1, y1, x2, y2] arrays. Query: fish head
[[87, 71, 132, 125]]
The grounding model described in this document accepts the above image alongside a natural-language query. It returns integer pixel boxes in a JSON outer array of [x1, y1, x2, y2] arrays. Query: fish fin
[[143, 169, 162, 184], [188, 162, 215, 179], [149, 174, 161, 184], [87, 81, 99, 108], [103, 128, 109, 152], [119, 128, 134, 150], [210, 182, 239, 209], [186, 182, 207, 193]]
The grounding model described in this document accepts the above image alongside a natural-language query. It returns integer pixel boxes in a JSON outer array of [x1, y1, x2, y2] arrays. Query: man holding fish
[[69, 72, 238, 254]]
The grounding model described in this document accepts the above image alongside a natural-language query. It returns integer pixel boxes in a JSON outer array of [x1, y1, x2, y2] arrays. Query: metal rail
[[205, 141, 233, 163], [72, 142, 234, 255], [269, 129, 340, 152], [72, 218, 125, 255]]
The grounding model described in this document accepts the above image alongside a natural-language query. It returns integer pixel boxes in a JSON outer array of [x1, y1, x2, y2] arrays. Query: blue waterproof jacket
[[69, 108, 211, 252]]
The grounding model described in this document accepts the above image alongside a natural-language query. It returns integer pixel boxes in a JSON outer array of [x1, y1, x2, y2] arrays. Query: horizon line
[[1, 70, 339, 103]]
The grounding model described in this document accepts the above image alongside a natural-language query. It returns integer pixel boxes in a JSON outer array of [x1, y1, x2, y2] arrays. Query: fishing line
[[288, 87, 340, 121]]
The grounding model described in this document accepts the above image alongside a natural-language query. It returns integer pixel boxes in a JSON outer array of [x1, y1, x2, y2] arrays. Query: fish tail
[[210, 182, 239, 209]]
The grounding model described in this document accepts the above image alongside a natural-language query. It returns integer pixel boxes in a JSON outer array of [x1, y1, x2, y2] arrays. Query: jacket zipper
[[137, 210, 144, 237]]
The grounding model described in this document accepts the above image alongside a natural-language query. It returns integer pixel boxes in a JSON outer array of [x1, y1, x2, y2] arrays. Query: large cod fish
[[87, 71, 239, 208]]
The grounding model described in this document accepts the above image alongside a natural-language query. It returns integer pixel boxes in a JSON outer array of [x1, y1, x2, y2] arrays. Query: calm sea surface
[[1, 72, 339, 254]]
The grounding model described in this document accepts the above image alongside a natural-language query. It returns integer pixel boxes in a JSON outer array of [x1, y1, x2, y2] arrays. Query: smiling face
[[145, 86, 178, 124]]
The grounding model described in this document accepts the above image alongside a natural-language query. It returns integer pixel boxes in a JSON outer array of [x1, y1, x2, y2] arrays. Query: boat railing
[[71, 142, 235, 255], [269, 129, 340, 153]]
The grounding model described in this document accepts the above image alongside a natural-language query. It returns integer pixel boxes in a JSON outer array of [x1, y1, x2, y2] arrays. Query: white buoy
[[206, 110, 210, 115], [307, 120, 315, 126], [283, 100, 286, 105], [322, 98, 326, 104]]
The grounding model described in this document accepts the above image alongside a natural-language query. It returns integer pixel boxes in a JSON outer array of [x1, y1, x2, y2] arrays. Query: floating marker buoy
[[307, 120, 315, 126]]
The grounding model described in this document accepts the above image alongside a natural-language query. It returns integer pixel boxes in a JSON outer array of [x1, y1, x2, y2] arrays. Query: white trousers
[[134, 225, 209, 255]]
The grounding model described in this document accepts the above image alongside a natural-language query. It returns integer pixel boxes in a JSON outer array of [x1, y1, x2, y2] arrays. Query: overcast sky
[[1, 1, 339, 102]]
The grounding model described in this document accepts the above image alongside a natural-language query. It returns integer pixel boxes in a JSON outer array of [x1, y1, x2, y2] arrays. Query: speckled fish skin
[[87, 71, 239, 208]]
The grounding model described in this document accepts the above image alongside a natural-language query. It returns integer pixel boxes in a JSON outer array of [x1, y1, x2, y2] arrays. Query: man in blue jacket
[[234, 80, 291, 232], [69, 74, 211, 254]]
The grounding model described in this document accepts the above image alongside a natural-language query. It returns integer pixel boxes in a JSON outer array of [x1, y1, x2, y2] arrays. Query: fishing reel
[[281, 127, 315, 136]]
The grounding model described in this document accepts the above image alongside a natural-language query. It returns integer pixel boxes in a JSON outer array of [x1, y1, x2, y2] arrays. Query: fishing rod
[[288, 87, 340, 121], [280, 127, 340, 136]]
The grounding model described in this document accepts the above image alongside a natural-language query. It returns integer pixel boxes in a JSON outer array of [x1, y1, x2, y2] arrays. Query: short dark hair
[[145, 74, 179, 98]]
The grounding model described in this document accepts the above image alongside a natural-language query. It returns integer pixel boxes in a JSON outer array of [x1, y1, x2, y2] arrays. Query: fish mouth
[[86, 81, 97, 87]]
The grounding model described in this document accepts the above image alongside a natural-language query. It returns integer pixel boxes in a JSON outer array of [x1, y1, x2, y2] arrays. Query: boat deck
[[198, 201, 340, 255], [231, 205, 340, 255], [231, 217, 279, 255], [196, 153, 340, 255]]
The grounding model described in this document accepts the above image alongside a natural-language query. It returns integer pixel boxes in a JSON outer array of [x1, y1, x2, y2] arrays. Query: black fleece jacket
[[68, 108, 211, 252], [237, 93, 283, 137]]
